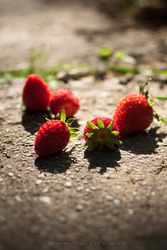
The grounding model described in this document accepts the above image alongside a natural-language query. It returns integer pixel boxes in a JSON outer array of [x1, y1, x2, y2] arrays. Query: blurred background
[[0, 0, 167, 79]]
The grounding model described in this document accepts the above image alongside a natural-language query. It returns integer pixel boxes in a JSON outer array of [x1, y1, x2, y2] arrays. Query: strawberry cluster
[[22, 74, 80, 117], [22, 75, 166, 157], [22, 74, 80, 157]]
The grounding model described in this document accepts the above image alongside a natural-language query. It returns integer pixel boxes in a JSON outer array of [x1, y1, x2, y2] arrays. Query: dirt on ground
[[1, 1, 167, 250]]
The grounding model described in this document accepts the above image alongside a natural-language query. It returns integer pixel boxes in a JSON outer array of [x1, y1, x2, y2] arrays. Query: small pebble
[[36, 179, 42, 185], [76, 205, 83, 211], [6, 165, 12, 169], [114, 199, 121, 205], [65, 181, 72, 188], [43, 187, 50, 193], [8, 172, 14, 177], [76, 186, 84, 191], [39, 196, 52, 204], [15, 195, 22, 202], [105, 195, 114, 201], [59, 216, 66, 223], [38, 173, 45, 179], [127, 209, 134, 215]]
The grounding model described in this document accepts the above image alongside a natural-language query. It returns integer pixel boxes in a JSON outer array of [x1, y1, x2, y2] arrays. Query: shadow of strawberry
[[119, 126, 167, 155], [22, 110, 51, 134], [84, 147, 121, 174], [34, 151, 77, 174]]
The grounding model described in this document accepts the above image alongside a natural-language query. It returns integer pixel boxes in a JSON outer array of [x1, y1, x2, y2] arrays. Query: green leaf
[[84, 139, 94, 147], [114, 51, 136, 64], [156, 97, 167, 101], [70, 133, 78, 138], [87, 121, 98, 130], [99, 47, 112, 60], [110, 66, 139, 74], [158, 70, 167, 75], [46, 118, 51, 122], [159, 116, 167, 124], [69, 128, 79, 133], [66, 118, 75, 125], [60, 110, 66, 123], [86, 132, 94, 138], [106, 120, 114, 131], [149, 98, 154, 106], [97, 119, 104, 129], [88, 142, 99, 151], [110, 131, 119, 137], [55, 113, 60, 120], [105, 141, 116, 150], [153, 109, 167, 124], [110, 138, 122, 145], [115, 50, 125, 59]]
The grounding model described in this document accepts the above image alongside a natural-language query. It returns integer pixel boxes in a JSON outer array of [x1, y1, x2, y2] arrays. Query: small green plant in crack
[[99, 47, 138, 75]]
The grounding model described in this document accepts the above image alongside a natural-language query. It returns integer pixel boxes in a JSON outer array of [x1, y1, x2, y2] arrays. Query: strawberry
[[112, 79, 167, 137], [83, 117, 122, 151], [22, 74, 51, 111], [49, 89, 80, 118], [35, 110, 79, 157]]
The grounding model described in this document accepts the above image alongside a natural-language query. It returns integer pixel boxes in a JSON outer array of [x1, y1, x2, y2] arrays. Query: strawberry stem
[[140, 78, 167, 124], [139, 78, 152, 97]]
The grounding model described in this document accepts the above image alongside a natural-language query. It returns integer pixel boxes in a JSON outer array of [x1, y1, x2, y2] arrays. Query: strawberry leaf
[[105, 141, 116, 150], [149, 98, 154, 106], [66, 118, 75, 126], [158, 115, 167, 124], [153, 109, 167, 124], [46, 118, 51, 122], [156, 97, 167, 101], [88, 142, 99, 151], [111, 131, 119, 137], [110, 138, 122, 145], [106, 120, 114, 131], [87, 121, 98, 130], [70, 133, 78, 138], [97, 119, 104, 128], [55, 113, 60, 120], [84, 140, 93, 147], [60, 110, 66, 123], [86, 132, 94, 138], [69, 128, 79, 133]]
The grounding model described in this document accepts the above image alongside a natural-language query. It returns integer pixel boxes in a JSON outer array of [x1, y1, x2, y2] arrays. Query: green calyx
[[140, 78, 167, 124], [84, 119, 122, 151], [47, 110, 79, 141]]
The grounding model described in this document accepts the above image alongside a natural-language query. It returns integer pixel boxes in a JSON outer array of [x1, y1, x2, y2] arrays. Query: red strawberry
[[112, 80, 166, 137], [35, 110, 79, 157], [83, 117, 121, 151], [113, 94, 153, 137], [49, 89, 80, 118], [22, 74, 51, 111]]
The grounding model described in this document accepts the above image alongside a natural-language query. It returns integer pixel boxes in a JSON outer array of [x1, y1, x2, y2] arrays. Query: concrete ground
[[1, 1, 167, 250]]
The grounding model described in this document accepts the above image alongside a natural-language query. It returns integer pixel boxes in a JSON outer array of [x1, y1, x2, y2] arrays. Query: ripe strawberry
[[49, 89, 80, 118], [35, 110, 79, 157], [22, 74, 51, 111], [112, 79, 166, 137], [83, 117, 122, 151]]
